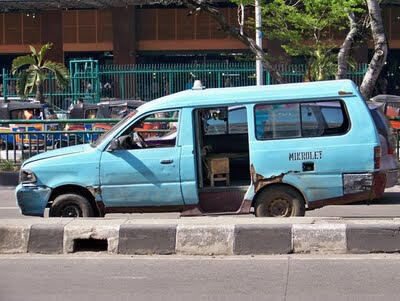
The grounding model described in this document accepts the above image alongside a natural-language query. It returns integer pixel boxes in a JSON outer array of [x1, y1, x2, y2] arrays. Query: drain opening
[[74, 239, 108, 252]]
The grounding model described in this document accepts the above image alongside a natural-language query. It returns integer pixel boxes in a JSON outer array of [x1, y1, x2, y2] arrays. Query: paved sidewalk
[[3, 254, 400, 301]]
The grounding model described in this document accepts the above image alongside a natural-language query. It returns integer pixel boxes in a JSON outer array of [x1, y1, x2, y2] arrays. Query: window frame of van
[[253, 99, 351, 141], [227, 106, 248, 135], [101, 108, 182, 150], [134, 109, 181, 149], [202, 106, 248, 136]]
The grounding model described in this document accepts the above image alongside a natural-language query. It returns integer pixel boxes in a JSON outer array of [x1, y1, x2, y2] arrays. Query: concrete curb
[[233, 224, 292, 255], [347, 224, 400, 253], [292, 224, 347, 254], [176, 224, 234, 255], [0, 224, 30, 253], [119, 224, 176, 255], [1, 218, 400, 255]]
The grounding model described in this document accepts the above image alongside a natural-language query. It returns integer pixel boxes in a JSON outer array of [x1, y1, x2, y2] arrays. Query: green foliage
[[0, 160, 16, 172], [231, 0, 365, 81], [11, 43, 70, 102]]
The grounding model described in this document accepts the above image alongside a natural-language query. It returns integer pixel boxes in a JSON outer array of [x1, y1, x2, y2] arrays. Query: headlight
[[19, 169, 37, 184]]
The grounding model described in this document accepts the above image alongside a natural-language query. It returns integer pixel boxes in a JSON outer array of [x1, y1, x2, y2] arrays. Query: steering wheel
[[133, 131, 147, 148]]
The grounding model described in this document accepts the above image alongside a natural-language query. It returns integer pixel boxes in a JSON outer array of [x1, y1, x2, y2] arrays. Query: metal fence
[[0, 117, 178, 163], [98, 62, 367, 101], [0, 119, 117, 163], [1, 60, 100, 112], [1, 60, 368, 111]]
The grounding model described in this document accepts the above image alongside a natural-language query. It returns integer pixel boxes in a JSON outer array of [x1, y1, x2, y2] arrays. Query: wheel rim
[[60, 204, 82, 217], [268, 198, 292, 217]]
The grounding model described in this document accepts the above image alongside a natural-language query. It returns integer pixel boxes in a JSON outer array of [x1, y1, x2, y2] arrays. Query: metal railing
[[98, 62, 367, 101], [0, 119, 118, 164], [0, 117, 178, 164], [1, 61, 368, 110]]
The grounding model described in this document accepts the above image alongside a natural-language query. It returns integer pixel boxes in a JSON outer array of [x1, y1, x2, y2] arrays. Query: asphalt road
[[1, 254, 400, 301], [2, 186, 400, 219]]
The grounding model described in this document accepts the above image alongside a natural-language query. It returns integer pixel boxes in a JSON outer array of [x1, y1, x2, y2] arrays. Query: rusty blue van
[[16, 80, 386, 217]]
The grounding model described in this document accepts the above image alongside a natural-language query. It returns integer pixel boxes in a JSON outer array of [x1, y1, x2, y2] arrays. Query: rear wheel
[[254, 186, 305, 217], [49, 193, 94, 217]]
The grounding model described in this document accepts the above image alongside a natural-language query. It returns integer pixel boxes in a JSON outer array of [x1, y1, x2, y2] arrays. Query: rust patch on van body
[[250, 164, 298, 192], [87, 186, 102, 198], [237, 198, 252, 214]]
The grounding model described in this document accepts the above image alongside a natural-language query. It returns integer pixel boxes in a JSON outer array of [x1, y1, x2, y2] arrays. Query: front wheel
[[254, 186, 305, 217], [49, 193, 94, 217]]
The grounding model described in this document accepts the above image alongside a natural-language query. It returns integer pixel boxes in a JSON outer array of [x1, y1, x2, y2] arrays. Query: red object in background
[[66, 124, 85, 131], [140, 122, 160, 138], [390, 120, 400, 129], [93, 123, 113, 131], [386, 106, 399, 118]]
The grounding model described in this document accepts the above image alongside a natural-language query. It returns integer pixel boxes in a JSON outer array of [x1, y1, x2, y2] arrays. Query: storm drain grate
[[73, 239, 108, 252]]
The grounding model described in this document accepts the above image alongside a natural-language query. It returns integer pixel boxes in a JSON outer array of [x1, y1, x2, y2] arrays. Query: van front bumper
[[15, 184, 52, 217]]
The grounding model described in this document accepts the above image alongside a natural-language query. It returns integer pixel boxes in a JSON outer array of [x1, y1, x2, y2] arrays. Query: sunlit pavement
[[1, 254, 400, 301]]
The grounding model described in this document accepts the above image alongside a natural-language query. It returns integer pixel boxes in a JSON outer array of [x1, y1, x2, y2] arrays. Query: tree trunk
[[36, 82, 44, 104], [360, 0, 387, 100], [336, 12, 358, 80], [181, 0, 286, 84]]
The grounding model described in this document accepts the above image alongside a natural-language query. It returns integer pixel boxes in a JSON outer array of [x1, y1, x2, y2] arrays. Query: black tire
[[254, 186, 305, 217], [49, 193, 94, 218]]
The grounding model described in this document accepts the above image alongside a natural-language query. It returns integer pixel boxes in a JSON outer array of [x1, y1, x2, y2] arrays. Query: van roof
[[138, 79, 359, 112]]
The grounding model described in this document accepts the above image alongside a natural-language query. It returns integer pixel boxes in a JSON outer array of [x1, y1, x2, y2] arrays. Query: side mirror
[[108, 138, 121, 151]]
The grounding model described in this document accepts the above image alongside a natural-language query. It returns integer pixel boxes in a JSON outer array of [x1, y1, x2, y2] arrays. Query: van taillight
[[374, 146, 381, 169], [388, 147, 395, 155]]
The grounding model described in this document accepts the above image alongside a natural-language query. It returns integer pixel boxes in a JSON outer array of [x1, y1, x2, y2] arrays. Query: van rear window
[[255, 100, 349, 140]]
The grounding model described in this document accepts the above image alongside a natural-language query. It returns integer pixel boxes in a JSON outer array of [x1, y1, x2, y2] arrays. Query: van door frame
[[194, 109, 204, 188]]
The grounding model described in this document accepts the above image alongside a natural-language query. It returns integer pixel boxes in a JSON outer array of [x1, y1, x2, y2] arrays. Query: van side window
[[228, 107, 248, 134], [301, 104, 324, 137], [255, 103, 301, 139], [11, 109, 42, 120], [301, 101, 347, 137], [110, 106, 128, 118], [84, 109, 97, 119], [203, 106, 248, 135], [255, 100, 349, 140], [120, 110, 179, 149], [203, 107, 228, 135], [10, 109, 24, 120]]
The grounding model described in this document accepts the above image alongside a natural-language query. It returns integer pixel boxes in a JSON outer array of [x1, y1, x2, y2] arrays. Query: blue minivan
[[16, 80, 386, 217]]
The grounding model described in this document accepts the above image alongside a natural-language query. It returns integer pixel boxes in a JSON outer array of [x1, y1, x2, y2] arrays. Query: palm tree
[[11, 43, 69, 103]]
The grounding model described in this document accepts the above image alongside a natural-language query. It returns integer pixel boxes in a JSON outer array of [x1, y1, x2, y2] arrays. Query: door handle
[[302, 161, 314, 172], [160, 159, 174, 164]]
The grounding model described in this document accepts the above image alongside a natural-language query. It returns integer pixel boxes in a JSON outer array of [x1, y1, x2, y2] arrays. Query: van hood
[[22, 144, 91, 166]]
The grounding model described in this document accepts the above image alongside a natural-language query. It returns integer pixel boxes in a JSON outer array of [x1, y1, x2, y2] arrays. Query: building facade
[[0, 4, 400, 94], [0, 5, 398, 64]]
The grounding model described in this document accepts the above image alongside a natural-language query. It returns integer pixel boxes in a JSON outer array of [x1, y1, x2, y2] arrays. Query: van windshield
[[90, 111, 137, 147]]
